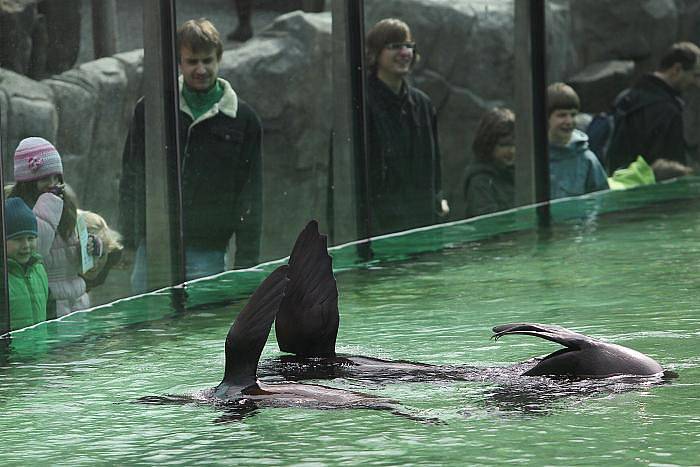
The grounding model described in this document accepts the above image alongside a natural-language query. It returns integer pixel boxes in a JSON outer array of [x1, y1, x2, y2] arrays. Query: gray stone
[[0, 66, 56, 177], [567, 60, 635, 113], [570, 0, 679, 68], [0, 0, 80, 79], [42, 0, 81, 75], [0, 0, 37, 76], [218, 11, 333, 259]]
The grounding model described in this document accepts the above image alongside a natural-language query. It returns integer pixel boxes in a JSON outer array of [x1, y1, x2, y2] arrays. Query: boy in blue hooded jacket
[[547, 83, 609, 199]]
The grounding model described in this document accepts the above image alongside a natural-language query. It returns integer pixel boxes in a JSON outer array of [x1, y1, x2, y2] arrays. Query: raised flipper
[[492, 323, 663, 378], [492, 323, 593, 349], [275, 220, 339, 357], [217, 265, 290, 395]]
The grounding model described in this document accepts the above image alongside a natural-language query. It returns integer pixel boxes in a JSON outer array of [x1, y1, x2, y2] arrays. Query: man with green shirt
[[119, 19, 262, 291]]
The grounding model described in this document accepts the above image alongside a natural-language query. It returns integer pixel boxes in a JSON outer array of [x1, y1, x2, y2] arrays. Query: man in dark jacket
[[119, 19, 262, 291], [607, 41, 700, 173], [364, 18, 448, 235]]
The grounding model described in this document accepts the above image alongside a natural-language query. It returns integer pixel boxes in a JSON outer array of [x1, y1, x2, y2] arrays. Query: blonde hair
[[78, 210, 123, 253]]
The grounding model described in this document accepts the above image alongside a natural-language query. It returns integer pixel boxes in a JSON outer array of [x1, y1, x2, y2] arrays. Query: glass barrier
[[545, 0, 700, 212], [363, 1, 518, 236], [2, 0, 699, 332], [0, 0, 142, 331], [172, 0, 334, 280]]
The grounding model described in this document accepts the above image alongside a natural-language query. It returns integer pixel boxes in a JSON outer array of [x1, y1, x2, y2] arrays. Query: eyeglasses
[[385, 42, 416, 51]]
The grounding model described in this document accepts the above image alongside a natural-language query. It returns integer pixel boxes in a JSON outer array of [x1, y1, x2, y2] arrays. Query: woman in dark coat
[[463, 108, 516, 218]]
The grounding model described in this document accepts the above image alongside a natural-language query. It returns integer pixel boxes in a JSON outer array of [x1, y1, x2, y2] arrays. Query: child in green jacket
[[5, 197, 49, 330]]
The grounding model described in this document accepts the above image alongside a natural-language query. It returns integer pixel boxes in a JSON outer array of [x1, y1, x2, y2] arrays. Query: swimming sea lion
[[491, 323, 664, 377], [269, 221, 667, 381], [140, 264, 424, 421]]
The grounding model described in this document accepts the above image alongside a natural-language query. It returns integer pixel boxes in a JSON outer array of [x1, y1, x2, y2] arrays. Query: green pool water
[[1, 183, 700, 465]]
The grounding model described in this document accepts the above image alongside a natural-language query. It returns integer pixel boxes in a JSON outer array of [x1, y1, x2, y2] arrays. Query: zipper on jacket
[[23, 269, 41, 324]]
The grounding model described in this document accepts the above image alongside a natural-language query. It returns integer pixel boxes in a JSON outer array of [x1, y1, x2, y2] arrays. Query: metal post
[[91, 0, 119, 58], [0, 131, 9, 335], [143, 0, 186, 291], [345, 0, 372, 259], [330, 1, 358, 245], [514, 0, 550, 227]]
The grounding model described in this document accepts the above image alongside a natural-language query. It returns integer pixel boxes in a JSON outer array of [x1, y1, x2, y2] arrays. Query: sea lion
[[491, 323, 664, 377], [139, 265, 423, 421], [268, 221, 668, 381]]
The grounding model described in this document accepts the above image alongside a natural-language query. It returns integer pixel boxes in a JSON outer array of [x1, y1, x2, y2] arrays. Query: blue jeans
[[130, 241, 225, 293]]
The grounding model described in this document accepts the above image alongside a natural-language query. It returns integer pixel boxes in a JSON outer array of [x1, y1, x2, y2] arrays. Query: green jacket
[[9, 253, 49, 331]]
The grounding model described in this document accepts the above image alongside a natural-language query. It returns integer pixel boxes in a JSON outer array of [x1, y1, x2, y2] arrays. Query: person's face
[[376, 40, 415, 79], [548, 108, 577, 146], [6, 234, 38, 265], [678, 62, 700, 91], [179, 46, 220, 91], [492, 135, 515, 168], [36, 174, 62, 193]]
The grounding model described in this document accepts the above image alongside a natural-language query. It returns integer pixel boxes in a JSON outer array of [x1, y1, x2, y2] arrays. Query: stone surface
[[569, 0, 679, 70], [568, 60, 636, 113], [0, 66, 56, 174], [218, 11, 333, 259], [0, 0, 80, 79], [0, 0, 37, 76]]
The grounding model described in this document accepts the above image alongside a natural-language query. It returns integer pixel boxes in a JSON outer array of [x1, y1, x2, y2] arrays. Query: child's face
[[492, 135, 516, 168], [36, 174, 62, 193], [548, 108, 577, 146], [6, 234, 38, 265]]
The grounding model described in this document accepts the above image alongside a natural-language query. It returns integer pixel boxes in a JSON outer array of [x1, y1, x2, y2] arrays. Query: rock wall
[[1, 0, 699, 262], [0, 0, 81, 79]]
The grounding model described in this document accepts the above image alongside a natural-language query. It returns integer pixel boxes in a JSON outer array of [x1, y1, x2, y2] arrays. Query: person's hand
[[47, 183, 65, 198], [119, 247, 136, 268], [438, 198, 450, 217], [87, 234, 104, 257]]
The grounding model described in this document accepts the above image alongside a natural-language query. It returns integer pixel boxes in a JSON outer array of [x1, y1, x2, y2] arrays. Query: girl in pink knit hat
[[7, 137, 102, 317]]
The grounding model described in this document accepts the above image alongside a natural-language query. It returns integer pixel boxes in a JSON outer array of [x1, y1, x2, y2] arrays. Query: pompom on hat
[[4, 197, 38, 240], [13, 137, 63, 182]]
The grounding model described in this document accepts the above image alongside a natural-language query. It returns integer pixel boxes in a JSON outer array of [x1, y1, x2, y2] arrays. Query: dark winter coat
[[463, 161, 514, 218], [366, 75, 443, 235], [607, 73, 688, 172], [119, 78, 262, 268]]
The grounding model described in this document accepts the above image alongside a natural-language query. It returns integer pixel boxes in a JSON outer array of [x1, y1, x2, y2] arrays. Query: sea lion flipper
[[220, 265, 290, 389], [275, 220, 339, 357], [491, 323, 591, 349]]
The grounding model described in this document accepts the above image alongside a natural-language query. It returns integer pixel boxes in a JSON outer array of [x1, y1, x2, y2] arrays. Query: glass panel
[[1, 0, 143, 331], [172, 0, 336, 281], [547, 1, 699, 205], [363, 1, 518, 236]]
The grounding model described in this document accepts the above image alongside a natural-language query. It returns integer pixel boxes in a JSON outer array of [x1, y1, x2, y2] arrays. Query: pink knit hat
[[13, 137, 64, 182]]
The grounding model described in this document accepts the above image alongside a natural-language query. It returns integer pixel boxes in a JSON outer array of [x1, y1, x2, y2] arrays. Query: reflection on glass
[[1, 1, 142, 329], [550, 3, 699, 203], [363, 1, 519, 232], [172, 1, 335, 267], [463, 108, 516, 218], [364, 18, 447, 235], [3, 196, 47, 331]]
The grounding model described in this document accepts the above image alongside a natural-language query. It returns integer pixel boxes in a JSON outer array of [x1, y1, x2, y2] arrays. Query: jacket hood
[[550, 129, 590, 160], [179, 76, 238, 123]]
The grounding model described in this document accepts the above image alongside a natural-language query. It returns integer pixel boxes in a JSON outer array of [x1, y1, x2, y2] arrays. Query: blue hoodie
[[549, 129, 609, 199]]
